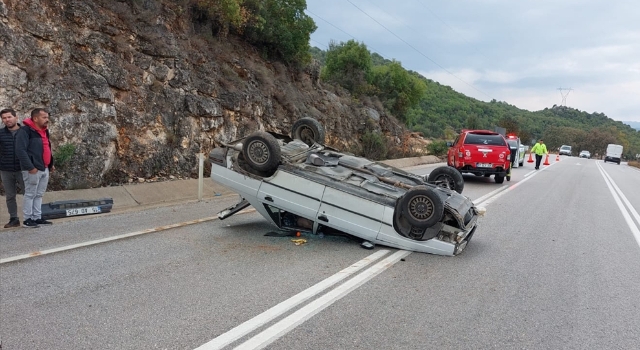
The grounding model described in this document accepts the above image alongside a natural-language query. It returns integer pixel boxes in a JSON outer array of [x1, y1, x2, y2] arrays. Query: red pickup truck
[[447, 130, 511, 183]]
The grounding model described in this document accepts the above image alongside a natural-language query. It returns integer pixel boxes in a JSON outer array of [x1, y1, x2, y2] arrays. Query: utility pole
[[557, 87, 573, 106]]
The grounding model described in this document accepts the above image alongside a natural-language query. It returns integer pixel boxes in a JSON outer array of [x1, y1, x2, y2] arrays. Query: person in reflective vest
[[530, 139, 548, 170]]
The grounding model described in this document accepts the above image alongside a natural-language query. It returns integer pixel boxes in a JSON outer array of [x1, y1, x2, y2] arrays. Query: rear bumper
[[457, 165, 507, 176], [604, 156, 620, 162]]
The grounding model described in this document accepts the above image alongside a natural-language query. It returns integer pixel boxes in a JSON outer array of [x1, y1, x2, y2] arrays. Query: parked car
[[559, 145, 572, 156], [518, 144, 528, 167], [579, 150, 591, 159], [447, 129, 511, 183], [209, 118, 480, 256], [506, 135, 526, 168], [604, 144, 623, 164]]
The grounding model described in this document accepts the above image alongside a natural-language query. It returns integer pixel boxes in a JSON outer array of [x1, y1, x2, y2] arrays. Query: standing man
[[530, 139, 548, 170], [15, 108, 54, 228], [0, 108, 25, 228]]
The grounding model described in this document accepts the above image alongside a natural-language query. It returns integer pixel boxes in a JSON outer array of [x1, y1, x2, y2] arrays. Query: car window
[[507, 140, 518, 148], [464, 133, 506, 146], [561, 146, 571, 150]]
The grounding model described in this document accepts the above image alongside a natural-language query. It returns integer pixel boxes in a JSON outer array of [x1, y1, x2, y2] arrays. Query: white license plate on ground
[[476, 163, 493, 168], [66, 206, 101, 216]]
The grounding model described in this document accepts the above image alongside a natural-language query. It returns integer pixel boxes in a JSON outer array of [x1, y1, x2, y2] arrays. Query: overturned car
[[209, 118, 481, 256]]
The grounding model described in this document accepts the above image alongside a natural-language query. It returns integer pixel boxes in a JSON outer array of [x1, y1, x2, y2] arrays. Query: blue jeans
[[22, 169, 49, 220]]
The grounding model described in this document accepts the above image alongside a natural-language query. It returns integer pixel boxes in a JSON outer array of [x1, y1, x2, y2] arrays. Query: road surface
[[1, 157, 639, 349]]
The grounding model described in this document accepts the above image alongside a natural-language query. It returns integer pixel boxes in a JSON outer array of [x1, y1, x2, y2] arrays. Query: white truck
[[604, 144, 623, 164]]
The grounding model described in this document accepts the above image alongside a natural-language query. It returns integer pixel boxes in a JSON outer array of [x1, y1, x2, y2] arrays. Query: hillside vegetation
[[310, 41, 640, 160]]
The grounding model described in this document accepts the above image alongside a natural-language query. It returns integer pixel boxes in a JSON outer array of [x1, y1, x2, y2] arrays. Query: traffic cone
[[555, 153, 560, 161], [543, 154, 550, 165], [527, 152, 534, 163]]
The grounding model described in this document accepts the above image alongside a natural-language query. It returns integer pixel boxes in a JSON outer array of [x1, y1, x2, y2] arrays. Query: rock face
[[0, 0, 404, 189]]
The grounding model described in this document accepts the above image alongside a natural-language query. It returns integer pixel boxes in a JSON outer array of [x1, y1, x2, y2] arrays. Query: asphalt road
[[1, 157, 639, 349]]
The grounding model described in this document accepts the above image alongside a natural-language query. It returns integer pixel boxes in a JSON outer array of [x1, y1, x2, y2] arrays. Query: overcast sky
[[305, 0, 640, 123]]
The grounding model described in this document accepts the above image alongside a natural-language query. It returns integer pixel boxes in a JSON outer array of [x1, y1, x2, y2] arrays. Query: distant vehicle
[[505, 135, 526, 168], [604, 144, 623, 164], [447, 129, 511, 183], [559, 145, 572, 156], [579, 150, 591, 159]]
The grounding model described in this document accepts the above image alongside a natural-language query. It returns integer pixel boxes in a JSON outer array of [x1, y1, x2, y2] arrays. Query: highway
[[1, 157, 639, 349]]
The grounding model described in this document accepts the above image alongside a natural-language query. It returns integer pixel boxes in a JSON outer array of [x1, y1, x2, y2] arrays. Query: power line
[[345, 0, 494, 100], [305, 9, 390, 59]]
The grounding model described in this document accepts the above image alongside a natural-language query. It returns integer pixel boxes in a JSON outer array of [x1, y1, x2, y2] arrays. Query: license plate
[[66, 206, 101, 216], [476, 163, 493, 168]]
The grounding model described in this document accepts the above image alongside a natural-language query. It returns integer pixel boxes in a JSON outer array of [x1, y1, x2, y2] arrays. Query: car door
[[257, 170, 325, 221], [317, 187, 385, 241]]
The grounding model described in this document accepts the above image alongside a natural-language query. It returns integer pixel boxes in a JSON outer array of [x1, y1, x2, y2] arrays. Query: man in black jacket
[[0, 108, 25, 228], [15, 108, 55, 228]]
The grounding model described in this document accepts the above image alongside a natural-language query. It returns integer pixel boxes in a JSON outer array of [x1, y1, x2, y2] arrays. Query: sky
[[305, 0, 640, 123]]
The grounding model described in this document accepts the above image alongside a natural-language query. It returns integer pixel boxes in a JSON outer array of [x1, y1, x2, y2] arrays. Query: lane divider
[[596, 162, 640, 249], [0, 209, 256, 264], [475, 162, 557, 208], [231, 250, 411, 350], [195, 250, 391, 350]]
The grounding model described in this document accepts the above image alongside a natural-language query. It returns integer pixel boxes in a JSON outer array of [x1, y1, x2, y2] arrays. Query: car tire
[[519, 161, 524, 166], [427, 166, 464, 194], [242, 131, 281, 173], [291, 117, 325, 146], [399, 186, 444, 229], [495, 175, 505, 184]]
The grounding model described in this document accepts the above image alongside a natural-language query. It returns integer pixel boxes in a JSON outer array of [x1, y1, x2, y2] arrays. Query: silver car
[[209, 118, 481, 256]]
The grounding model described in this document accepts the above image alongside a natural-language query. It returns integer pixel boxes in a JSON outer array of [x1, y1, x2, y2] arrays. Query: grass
[[628, 160, 640, 169]]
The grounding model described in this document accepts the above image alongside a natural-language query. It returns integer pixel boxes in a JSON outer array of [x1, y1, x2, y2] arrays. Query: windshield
[[560, 146, 571, 150], [507, 140, 518, 148], [464, 134, 506, 146]]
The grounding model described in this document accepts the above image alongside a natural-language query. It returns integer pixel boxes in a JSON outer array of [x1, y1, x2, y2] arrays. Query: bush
[[427, 140, 449, 157], [360, 131, 387, 161], [321, 39, 373, 93], [53, 143, 76, 166]]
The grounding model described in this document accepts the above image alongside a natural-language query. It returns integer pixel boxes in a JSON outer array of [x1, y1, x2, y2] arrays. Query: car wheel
[[519, 161, 524, 166], [399, 186, 444, 229], [427, 166, 464, 194], [242, 131, 281, 172], [291, 117, 325, 146], [495, 175, 505, 184]]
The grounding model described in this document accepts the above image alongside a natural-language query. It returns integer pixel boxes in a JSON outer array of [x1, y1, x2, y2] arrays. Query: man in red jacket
[[15, 108, 55, 228]]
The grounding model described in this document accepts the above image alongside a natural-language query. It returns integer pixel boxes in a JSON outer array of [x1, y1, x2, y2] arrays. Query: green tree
[[321, 39, 373, 93], [466, 114, 480, 129], [371, 61, 426, 121], [242, 0, 317, 63], [196, 0, 246, 36]]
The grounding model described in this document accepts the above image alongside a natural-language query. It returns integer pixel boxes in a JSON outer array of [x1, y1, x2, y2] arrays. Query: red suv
[[447, 130, 511, 183]]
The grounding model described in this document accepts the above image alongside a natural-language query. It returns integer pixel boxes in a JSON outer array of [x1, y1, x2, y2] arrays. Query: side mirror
[[446, 141, 453, 147]]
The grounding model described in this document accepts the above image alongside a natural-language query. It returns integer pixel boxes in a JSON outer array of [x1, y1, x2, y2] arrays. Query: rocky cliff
[[0, 0, 408, 190]]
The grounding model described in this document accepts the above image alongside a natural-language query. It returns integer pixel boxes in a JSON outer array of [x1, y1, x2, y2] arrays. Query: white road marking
[[596, 162, 640, 248], [232, 250, 411, 350], [194, 250, 391, 350], [475, 162, 557, 208], [0, 209, 257, 264], [472, 185, 508, 205]]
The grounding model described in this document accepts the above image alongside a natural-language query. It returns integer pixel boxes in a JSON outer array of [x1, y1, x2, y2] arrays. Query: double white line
[[195, 250, 410, 350], [596, 161, 640, 249]]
